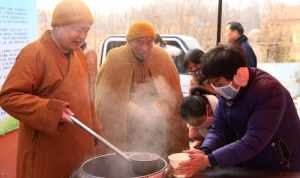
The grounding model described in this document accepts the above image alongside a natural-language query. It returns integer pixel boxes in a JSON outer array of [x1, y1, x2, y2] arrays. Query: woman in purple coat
[[176, 45, 300, 177]]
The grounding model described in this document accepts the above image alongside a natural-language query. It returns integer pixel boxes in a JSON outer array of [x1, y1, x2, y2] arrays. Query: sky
[[37, 0, 300, 15], [37, 0, 147, 14], [205, 0, 300, 10]]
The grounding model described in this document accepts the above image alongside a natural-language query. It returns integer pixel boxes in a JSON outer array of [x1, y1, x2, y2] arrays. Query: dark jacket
[[201, 68, 300, 171], [237, 35, 257, 67]]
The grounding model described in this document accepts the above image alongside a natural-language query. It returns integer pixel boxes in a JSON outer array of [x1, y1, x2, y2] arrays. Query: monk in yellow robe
[[0, 1, 101, 178], [95, 21, 188, 158]]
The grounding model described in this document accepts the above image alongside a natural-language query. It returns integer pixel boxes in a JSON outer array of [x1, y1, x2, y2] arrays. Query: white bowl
[[168, 153, 191, 178]]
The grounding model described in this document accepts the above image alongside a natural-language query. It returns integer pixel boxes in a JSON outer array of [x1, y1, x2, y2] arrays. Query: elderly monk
[[0, 1, 101, 178], [95, 21, 188, 157]]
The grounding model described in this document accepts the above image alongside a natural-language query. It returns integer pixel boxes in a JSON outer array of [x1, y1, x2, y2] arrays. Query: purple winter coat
[[201, 68, 300, 171]]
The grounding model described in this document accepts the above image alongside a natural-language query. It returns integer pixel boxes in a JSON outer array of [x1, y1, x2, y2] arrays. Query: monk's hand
[[175, 151, 210, 177], [61, 106, 74, 123]]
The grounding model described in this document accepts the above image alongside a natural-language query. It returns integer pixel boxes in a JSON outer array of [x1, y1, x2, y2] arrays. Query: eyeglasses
[[189, 68, 207, 83], [66, 24, 90, 35], [207, 77, 232, 87], [188, 68, 201, 75]]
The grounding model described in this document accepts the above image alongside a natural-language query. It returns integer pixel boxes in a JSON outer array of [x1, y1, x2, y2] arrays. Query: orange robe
[[95, 45, 188, 158], [0, 31, 101, 178]]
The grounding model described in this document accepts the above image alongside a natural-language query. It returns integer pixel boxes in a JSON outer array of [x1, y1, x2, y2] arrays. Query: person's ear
[[233, 67, 249, 87]]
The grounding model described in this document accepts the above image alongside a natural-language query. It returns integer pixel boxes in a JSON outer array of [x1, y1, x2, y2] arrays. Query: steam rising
[[127, 76, 177, 157]]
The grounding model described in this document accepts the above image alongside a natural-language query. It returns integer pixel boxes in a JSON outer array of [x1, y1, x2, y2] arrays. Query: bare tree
[[257, 1, 293, 62], [37, 0, 297, 63]]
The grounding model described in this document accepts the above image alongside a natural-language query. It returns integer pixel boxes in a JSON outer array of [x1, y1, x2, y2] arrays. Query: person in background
[[180, 88, 218, 148], [176, 45, 300, 177], [183, 49, 216, 95], [95, 21, 188, 157], [81, 41, 98, 102], [155, 33, 183, 72], [154, 33, 167, 48], [225, 21, 257, 67], [0, 1, 102, 178]]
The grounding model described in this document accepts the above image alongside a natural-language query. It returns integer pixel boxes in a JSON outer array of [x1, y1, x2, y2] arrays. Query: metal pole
[[70, 116, 130, 161], [217, 0, 223, 46]]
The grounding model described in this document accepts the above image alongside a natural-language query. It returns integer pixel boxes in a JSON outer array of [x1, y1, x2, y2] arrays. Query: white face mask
[[211, 82, 239, 100]]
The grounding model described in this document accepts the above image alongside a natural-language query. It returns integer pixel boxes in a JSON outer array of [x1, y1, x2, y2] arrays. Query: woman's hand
[[175, 150, 210, 177]]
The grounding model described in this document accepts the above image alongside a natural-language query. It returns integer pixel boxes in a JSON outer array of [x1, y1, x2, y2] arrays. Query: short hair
[[183, 48, 204, 70], [190, 87, 212, 96], [227, 21, 244, 35], [154, 34, 167, 47], [180, 94, 208, 120], [201, 44, 247, 80]]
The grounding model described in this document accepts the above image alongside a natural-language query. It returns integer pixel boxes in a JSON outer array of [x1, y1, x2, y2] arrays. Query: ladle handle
[[69, 116, 130, 161]]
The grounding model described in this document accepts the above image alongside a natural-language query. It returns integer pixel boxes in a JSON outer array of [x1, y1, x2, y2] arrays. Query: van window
[[106, 41, 126, 54], [164, 40, 186, 74]]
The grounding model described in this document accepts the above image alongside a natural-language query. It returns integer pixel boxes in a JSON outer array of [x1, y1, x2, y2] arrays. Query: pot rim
[[79, 152, 168, 178]]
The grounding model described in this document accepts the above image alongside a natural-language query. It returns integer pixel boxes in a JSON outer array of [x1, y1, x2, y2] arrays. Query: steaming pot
[[73, 152, 168, 178]]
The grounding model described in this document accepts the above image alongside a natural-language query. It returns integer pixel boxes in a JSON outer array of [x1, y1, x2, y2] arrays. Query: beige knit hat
[[51, 0, 93, 27], [127, 21, 156, 41]]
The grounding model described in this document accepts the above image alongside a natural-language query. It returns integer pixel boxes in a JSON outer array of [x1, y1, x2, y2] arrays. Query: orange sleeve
[[0, 45, 65, 136]]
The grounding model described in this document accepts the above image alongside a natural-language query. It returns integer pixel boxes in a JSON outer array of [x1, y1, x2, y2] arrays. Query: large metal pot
[[75, 152, 168, 178]]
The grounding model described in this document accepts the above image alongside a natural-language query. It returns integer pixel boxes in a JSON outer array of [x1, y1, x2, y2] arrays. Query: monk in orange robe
[[95, 21, 188, 158], [0, 1, 101, 178]]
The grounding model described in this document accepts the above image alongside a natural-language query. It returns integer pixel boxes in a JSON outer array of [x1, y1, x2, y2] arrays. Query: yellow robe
[[95, 45, 188, 158], [0, 31, 101, 178]]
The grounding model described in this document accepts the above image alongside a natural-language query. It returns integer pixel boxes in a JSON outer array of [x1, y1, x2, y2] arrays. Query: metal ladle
[[70, 116, 161, 175]]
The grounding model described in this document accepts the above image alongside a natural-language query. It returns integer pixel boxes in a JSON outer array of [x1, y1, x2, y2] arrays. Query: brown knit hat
[[51, 0, 93, 27], [127, 21, 156, 41]]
